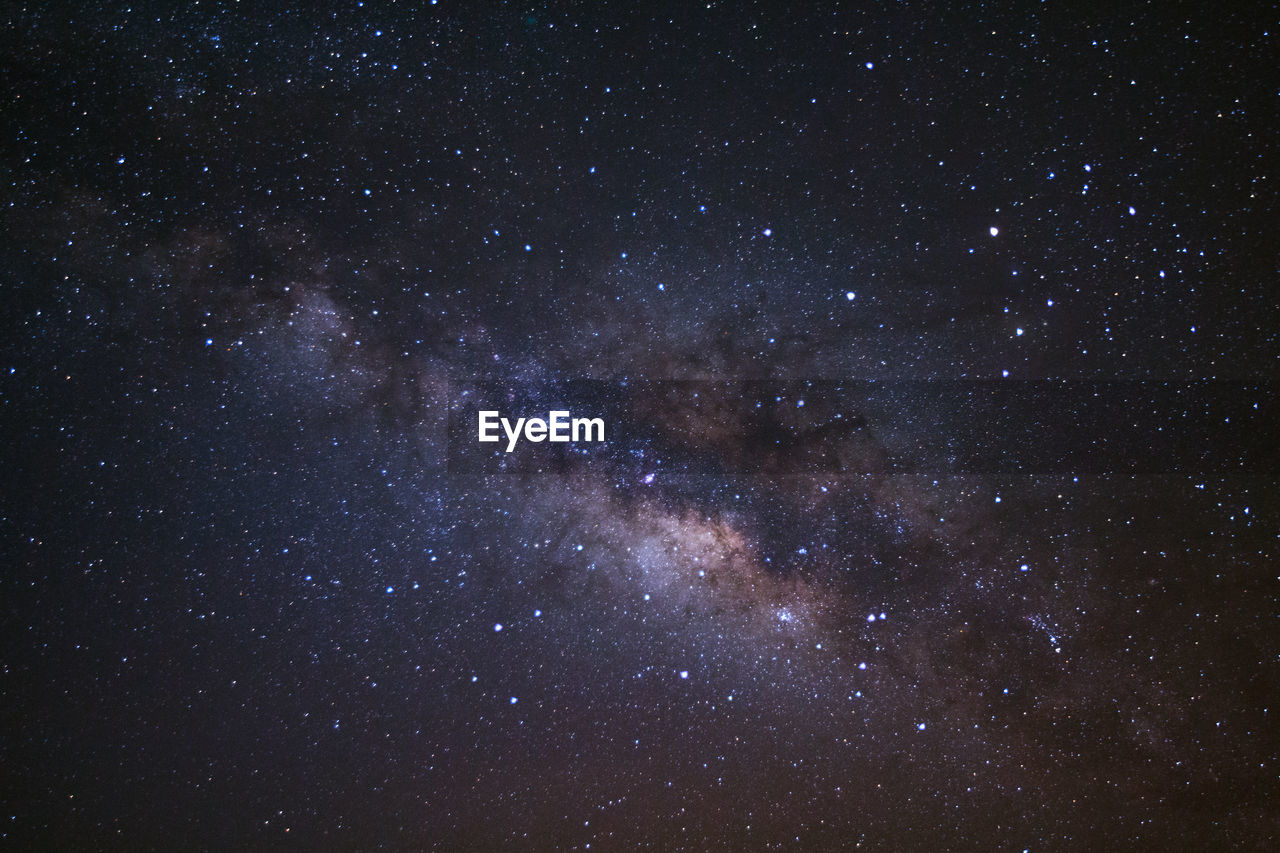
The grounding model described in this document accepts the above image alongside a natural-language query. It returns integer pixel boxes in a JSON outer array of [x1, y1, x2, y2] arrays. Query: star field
[[2, 2, 1277, 850]]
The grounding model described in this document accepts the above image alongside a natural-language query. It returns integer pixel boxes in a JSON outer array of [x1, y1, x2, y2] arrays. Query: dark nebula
[[2, 3, 1277, 850]]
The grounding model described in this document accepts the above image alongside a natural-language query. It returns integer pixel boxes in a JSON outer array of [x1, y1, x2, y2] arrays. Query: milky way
[[2, 3, 1277, 850]]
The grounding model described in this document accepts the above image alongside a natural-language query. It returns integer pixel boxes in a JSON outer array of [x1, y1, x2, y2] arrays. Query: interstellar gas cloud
[[2, 3, 1277, 851]]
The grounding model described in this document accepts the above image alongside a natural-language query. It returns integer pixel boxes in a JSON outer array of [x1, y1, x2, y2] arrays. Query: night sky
[[3, 2, 1278, 850]]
